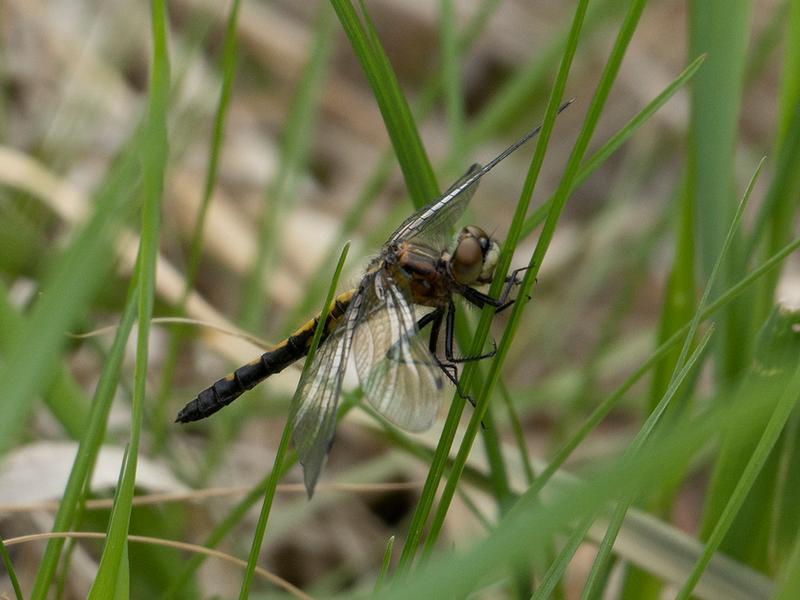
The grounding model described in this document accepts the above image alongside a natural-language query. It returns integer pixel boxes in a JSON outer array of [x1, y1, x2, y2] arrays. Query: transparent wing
[[353, 270, 445, 432], [387, 163, 482, 250], [289, 288, 363, 496]]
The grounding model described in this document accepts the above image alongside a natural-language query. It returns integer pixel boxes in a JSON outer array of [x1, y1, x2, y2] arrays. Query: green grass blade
[[421, 0, 649, 559], [619, 159, 761, 600], [30, 273, 139, 599], [675, 311, 800, 599], [401, 0, 588, 562], [0, 154, 139, 456], [531, 514, 596, 600], [688, 0, 753, 380], [775, 524, 800, 599], [150, 0, 243, 452], [375, 535, 395, 592], [331, 0, 439, 207], [237, 241, 350, 598], [87, 0, 169, 595], [0, 535, 24, 600], [777, 0, 800, 145], [0, 283, 89, 439], [376, 381, 763, 599], [581, 327, 715, 600], [688, 0, 750, 275], [645, 173, 695, 422], [520, 53, 706, 239], [440, 0, 463, 148], [745, 103, 800, 288], [499, 382, 535, 484], [774, 407, 800, 566], [239, 2, 336, 331]]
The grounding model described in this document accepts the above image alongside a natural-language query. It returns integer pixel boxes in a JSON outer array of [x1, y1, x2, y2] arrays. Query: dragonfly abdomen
[[175, 290, 355, 424]]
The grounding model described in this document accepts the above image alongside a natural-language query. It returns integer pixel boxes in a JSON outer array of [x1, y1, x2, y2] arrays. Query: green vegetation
[[1, 0, 798, 598]]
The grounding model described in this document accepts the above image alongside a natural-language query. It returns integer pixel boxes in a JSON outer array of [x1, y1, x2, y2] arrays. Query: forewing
[[289, 291, 361, 496], [387, 163, 482, 249], [353, 271, 444, 432]]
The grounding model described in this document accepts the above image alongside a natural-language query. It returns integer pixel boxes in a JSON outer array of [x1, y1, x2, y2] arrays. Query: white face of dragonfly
[[449, 225, 501, 286]]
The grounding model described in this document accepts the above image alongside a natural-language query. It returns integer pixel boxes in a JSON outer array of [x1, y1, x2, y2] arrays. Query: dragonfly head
[[450, 225, 501, 286]]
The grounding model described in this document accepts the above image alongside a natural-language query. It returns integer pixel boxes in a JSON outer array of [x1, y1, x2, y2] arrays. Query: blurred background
[[0, 0, 797, 598]]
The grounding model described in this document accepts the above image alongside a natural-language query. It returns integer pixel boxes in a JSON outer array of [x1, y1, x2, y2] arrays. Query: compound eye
[[452, 236, 483, 284]]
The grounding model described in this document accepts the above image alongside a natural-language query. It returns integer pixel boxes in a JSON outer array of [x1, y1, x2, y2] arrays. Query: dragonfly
[[177, 106, 569, 496]]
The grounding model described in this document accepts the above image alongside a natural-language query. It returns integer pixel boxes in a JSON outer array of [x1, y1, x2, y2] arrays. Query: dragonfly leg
[[385, 307, 443, 363], [460, 266, 534, 313], [427, 309, 486, 427], [443, 301, 497, 363], [496, 266, 534, 312]]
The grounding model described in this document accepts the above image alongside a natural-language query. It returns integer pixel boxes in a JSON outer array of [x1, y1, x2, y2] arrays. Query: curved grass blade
[[150, 0, 243, 451], [675, 327, 800, 599], [419, 0, 649, 561], [375, 535, 395, 592], [775, 523, 800, 599], [240, 2, 336, 331], [581, 158, 765, 599], [331, 0, 439, 207], [0, 281, 89, 439], [688, 0, 753, 380], [519, 53, 706, 239], [397, 0, 588, 567], [87, 0, 169, 594], [237, 242, 350, 599], [0, 535, 23, 600], [30, 273, 139, 599], [376, 386, 769, 599]]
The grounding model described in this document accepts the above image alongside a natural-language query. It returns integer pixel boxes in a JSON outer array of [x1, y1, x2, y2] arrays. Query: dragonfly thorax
[[449, 225, 500, 286]]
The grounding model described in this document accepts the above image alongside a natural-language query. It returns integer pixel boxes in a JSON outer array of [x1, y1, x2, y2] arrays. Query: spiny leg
[[443, 301, 497, 363], [460, 266, 534, 313], [427, 308, 488, 427]]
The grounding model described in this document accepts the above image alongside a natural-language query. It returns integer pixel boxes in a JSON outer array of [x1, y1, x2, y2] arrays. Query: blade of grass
[[239, 2, 336, 331], [0, 143, 140, 455], [331, 0, 439, 207], [237, 242, 350, 598], [478, 406, 513, 506], [289, 0, 611, 328], [688, 0, 752, 380], [581, 327, 715, 600], [777, 0, 800, 146], [530, 514, 597, 600], [745, 102, 800, 307], [519, 54, 706, 239], [504, 229, 800, 520], [775, 521, 800, 600], [375, 535, 395, 592], [0, 283, 89, 439], [150, 0, 243, 452], [87, 0, 169, 594], [422, 0, 649, 559], [675, 318, 800, 599], [582, 158, 764, 599], [499, 382, 535, 485], [376, 378, 763, 599], [440, 0, 463, 149], [0, 535, 24, 600], [400, 0, 587, 562], [30, 273, 139, 599]]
